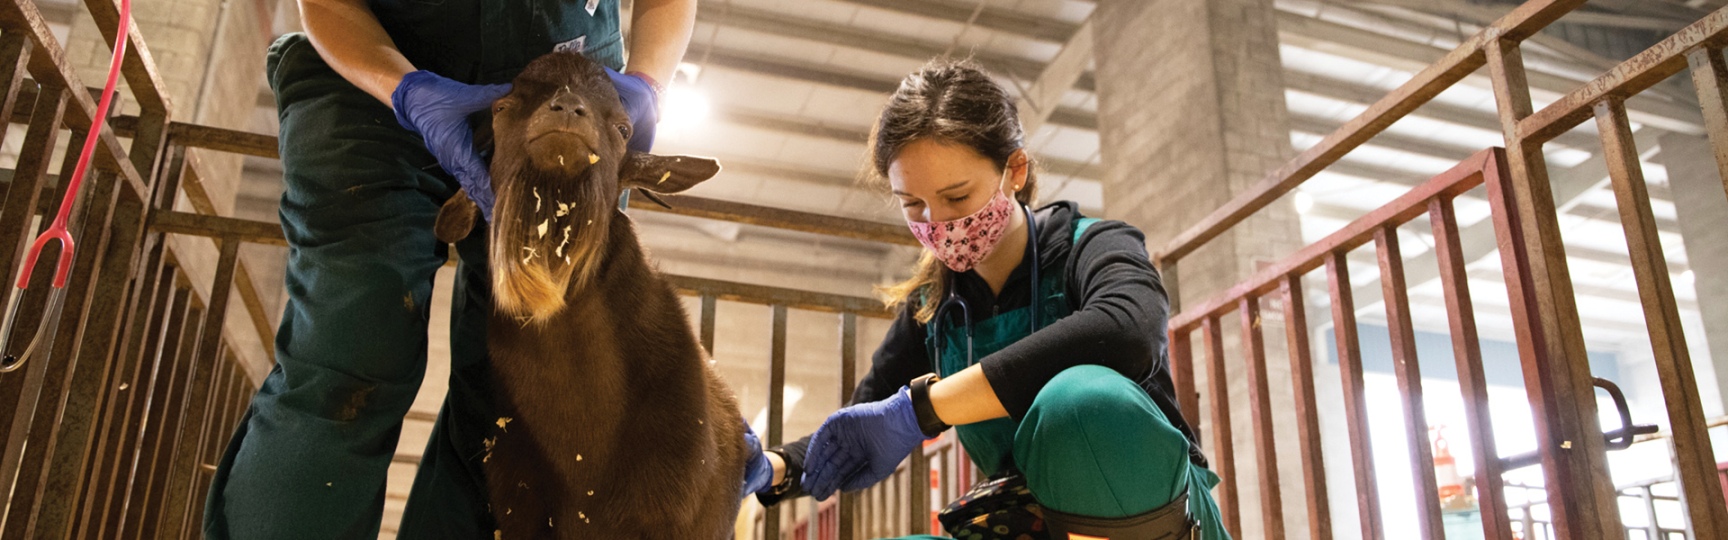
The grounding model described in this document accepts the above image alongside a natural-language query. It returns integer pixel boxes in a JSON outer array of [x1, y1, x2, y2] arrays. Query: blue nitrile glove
[[604, 66, 658, 152], [392, 70, 513, 222], [741, 420, 774, 499], [800, 387, 930, 501]]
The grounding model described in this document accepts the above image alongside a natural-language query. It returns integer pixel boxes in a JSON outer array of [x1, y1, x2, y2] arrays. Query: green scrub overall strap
[[1072, 217, 1099, 243]]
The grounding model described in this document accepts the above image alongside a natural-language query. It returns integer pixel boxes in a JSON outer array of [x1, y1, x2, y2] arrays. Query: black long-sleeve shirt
[[761, 201, 1204, 505]]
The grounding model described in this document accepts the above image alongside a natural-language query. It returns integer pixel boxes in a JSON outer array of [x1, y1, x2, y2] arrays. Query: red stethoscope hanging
[[0, 0, 131, 372]]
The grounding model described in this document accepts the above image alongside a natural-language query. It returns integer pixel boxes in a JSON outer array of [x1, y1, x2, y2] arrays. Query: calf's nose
[[546, 91, 588, 117]]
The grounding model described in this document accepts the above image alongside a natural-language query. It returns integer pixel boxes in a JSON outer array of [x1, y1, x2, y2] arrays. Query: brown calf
[[434, 51, 744, 539]]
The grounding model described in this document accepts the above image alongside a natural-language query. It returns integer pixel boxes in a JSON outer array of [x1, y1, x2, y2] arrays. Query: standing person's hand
[[605, 67, 659, 152], [392, 71, 512, 221], [800, 388, 930, 500]]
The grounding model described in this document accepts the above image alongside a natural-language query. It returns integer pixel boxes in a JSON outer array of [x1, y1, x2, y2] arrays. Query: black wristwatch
[[763, 450, 795, 496], [908, 373, 950, 438], [763, 446, 794, 498]]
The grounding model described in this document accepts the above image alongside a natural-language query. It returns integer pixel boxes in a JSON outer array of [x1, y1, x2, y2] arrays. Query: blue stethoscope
[[931, 202, 1041, 368]]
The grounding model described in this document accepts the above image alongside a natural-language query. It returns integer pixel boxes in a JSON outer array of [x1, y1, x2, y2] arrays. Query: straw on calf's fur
[[434, 51, 743, 539]]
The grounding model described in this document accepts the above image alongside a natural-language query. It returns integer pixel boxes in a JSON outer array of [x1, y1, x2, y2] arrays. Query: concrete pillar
[[1091, 1, 1312, 539], [1655, 133, 1728, 418]]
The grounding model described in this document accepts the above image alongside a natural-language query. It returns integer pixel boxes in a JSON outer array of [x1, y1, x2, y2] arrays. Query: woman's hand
[[740, 420, 774, 499], [800, 388, 929, 500]]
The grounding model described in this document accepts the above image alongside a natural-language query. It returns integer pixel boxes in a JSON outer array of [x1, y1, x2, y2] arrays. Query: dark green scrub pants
[[892, 365, 1228, 540], [204, 2, 624, 537], [906, 219, 1228, 539]]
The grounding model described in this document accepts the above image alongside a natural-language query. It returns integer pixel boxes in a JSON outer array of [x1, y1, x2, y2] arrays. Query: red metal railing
[[1156, 1, 1728, 539], [1168, 150, 1513, 539]]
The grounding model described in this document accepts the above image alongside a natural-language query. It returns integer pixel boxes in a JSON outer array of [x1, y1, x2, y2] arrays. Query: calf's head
[[436, 52, 721, 322]]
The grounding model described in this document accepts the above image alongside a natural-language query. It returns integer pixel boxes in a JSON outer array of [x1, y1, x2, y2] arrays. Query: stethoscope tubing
[[932, 203, 1041, 367]]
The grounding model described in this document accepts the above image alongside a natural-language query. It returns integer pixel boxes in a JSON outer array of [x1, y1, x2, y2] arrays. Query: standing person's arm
[[298, 0, 416, 106], [299, 0, 511, 220], [301, 0, 510, 219], [623, 0, 698, 87], [607, 0, 697, 153]]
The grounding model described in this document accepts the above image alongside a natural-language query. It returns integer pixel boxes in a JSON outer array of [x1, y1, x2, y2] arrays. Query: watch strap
[[909, 373, 949, 438]]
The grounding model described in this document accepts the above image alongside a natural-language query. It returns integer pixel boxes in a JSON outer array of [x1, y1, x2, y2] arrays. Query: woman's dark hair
[[871, 59, 1039, 323]]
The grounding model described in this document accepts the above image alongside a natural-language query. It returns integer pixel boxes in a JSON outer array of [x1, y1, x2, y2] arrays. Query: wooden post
[[1485, 37, 1624, 540], [1281, 275, 1331, 540], [1327, 253, 1382, 540]]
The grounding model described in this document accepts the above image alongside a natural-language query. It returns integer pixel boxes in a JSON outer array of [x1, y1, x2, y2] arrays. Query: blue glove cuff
[[603, 66, 659, 152], [391, 70, 432, 134]]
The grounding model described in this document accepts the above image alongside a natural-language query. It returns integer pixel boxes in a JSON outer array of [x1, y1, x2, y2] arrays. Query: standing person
[[204, 0, 695, 537], [745, 60, 1229, 540]]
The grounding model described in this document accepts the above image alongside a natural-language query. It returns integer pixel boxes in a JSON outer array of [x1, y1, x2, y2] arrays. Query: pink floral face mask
[[906, 167, 1017, 273]]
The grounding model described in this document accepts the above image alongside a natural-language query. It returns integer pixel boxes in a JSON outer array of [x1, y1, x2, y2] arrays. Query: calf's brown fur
[[435, 51, 743, 539]]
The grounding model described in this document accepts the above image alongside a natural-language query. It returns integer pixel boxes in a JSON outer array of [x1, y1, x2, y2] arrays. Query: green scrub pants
[[202, 33, 500, 539], [894, 365, 1229, 540]]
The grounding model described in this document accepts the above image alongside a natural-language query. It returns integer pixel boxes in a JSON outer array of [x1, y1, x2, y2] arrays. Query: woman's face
[[888, 139, 1024, 224]]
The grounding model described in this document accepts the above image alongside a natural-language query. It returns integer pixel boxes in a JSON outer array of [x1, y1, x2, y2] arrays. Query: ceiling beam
[[1466, 267, 1699, 311], [1334, 247, 1666, 340], [690, 1, 1101, 128], [1275, 9, 1707, 136], [1331, 0, 1694, 32], [687, 43, 1098, 132], [1340, 127, 1669, 304], [690, 3, 1685, 154], [1016, 19, 1094, 134], [1567, 201, 1684, 232], [712, 107, 869, 143], [1316, 159, 1441, 187], [693, 2, 1047, 81], [691, 44, 895, 93], [1282, 69, 1605, 151], [1289, 113, 1484, 161], [1291, 112, 1674, 204], [822, 0, 1078, 43], [709, 107, 1104, 180], [716, 157, 861, 188], [1564, 244, 1690, 275]]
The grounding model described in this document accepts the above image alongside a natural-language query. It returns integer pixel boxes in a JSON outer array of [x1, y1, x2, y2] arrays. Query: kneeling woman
[[746, 60, 1229, 540]]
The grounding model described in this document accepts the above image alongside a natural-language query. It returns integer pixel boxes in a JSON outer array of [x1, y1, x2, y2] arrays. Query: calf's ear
[[619, 152, 721, 194], [435, 189, 479, 244]]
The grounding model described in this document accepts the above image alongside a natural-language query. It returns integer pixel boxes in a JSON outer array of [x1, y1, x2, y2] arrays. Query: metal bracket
[[1498, 377, 1660, 471]]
